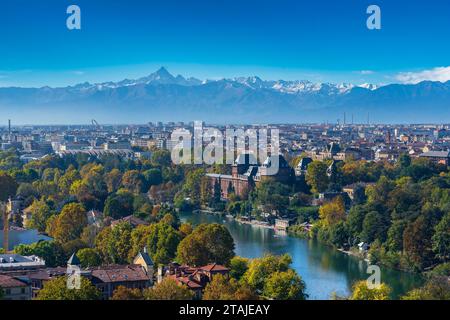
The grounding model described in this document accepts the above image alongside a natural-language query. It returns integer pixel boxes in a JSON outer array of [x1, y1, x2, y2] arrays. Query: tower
[[8, 119, 11, 142]]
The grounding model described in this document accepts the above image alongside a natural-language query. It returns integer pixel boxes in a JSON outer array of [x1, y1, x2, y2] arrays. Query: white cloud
[[359, 70, 374, 75], [396, 66, 450, 84]]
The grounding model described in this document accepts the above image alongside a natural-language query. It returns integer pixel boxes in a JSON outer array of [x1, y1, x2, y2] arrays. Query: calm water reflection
[[180, 212, 423, 300], [0, 229, 51, 251]]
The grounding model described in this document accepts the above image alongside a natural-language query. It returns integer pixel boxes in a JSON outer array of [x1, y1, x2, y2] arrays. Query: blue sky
[[0, 0, 449, 87]]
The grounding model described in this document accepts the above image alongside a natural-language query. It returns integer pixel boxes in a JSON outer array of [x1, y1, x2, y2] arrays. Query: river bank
[[180, 210, 424, 300]]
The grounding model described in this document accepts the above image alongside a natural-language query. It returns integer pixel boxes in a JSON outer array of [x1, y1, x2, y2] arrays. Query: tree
[[151, 149, 172, 167], [242, 254, 292, 292], [432, 212, 450, 261], [402, 276, 450, 300], [403, 215, 434, 270], [203, 274, 238, 300], [104, 169, 122, 193], [203, 274, 257, 300], [95, 222, 132, 264], [352, 184, 367, 205], [48, 203, 87, 243], [14, 241, 66, 268], [361, 211, 386, 243], [146, 222, 181, 265], [179, 223, 193, 238], [144, 278, 193, 300], [399, 153, 411, 169], [263, 269, 307, 300], [143, 168, 163, 188], [319, 196, 346, 227], [58, 168, 81, 196], [229, 256, 249, 280], [25, 198, 55, 233], [176, 223, 235, 266], [77, 248, 102, 268], [111, 286, 143, 300], [346, 205, 367, 241], [36, 276, 100, 300], [386, 220, 407, 252], [0, 172, 18, 201], [254, 180, 290, 213], [103, 190, 134, 219], [306, 161, 329, 193], [350, 281, 391, 300], [182, 169, 205, 206], [329, 221, 349, 248], [121, 170, 146, 194]]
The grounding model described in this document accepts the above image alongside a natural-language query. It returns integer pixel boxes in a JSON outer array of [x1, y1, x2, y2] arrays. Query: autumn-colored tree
[[176, 223, 235, 266], [203, 274, 238, 300], [144, 278, 193, 300], [48, 203, 87, 243], [58, 167, 81, 196], [242, 254, 292, 292], [179, 223, 193, 238], [401, 276, 450, 300], [95, 222, 133, 264], [104, 169, 123, 193], [350, 281, 391, 300], [121, 170, 146, 194], [111, 286, 143, 300], [319, 196, 346, 227], [263, 269, 307, 300], [25, 198, 55, 233], [203, 274, 257, 300], [403, 215, 434, 270]]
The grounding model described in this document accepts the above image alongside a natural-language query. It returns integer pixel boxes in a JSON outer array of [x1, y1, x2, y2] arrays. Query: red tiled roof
[[90, 265, 149, 283], [199, 263, 229, 272], [168, 274, 203, 289], [0, 275, 28, 288]]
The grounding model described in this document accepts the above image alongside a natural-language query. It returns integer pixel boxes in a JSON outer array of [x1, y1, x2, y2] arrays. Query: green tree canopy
[[176, 223, 235, 266], [36, 276, 100, 300]]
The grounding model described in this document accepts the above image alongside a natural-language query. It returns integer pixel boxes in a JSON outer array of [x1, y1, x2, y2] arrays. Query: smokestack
[[8, 119, 11, 139]]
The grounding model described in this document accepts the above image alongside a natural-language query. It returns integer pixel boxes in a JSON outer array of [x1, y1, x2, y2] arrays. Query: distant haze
[[1, 68, 450, 125]]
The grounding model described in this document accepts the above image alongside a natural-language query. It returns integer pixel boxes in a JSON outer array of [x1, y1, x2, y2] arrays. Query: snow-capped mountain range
[[0, 67, 449, 124], [68, 67, 378, 95]]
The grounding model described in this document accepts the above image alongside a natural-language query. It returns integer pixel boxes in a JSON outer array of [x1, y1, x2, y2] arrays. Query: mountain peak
[[155, 66, 172, 77]]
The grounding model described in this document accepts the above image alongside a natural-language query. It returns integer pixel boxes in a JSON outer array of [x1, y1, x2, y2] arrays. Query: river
[[180, 211, 423, 300], [0, 229, 52, 251]]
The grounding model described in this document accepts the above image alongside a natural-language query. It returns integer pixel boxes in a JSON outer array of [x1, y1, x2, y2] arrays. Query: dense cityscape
[[0, 119, 449, 300], [1, 0, 449, 309]]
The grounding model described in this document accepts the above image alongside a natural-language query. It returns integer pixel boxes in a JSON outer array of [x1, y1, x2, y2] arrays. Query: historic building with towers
[[206, 153, 294, 200]]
